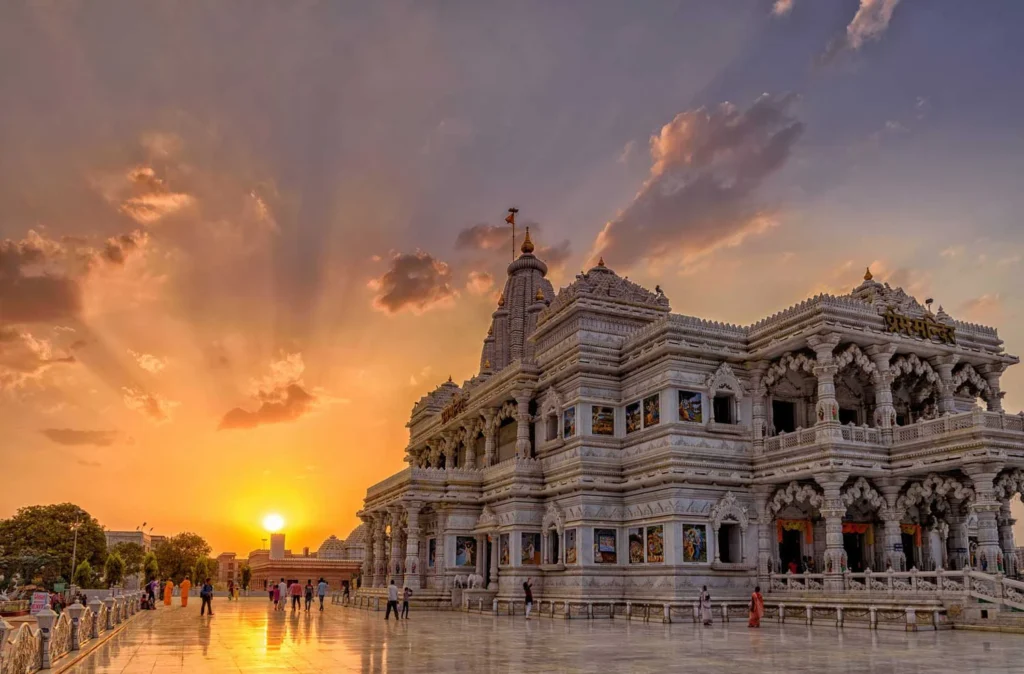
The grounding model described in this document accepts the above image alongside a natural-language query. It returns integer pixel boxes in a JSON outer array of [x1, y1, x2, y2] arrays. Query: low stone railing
[[768, 568, 1024, 611], [0, 592, 144, 674]]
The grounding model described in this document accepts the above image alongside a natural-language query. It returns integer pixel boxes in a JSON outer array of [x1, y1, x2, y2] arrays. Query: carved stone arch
[[841, 477, 890, 519], [763, 352, 816, 390], [896, 473, 975, 515], [766, 481, 825, 519], [475, 504, 498, 531], [952, 363, 991, 401], [995, 469, 1024, 500], [891, 354, 939, 386], [540, 388, 562, 419], [834, 344, 879, 382], [709, 492, 749, 531], [542, 502, 564, 533], [706, 362, 745, 400]]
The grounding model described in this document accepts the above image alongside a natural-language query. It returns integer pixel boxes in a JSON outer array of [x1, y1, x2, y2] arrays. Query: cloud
[[590, 93, 803, 271], [821, 0, 902, 63], [218, 353, 334, 430], [939, 246, 963, 259], [772, 0, 795, 16], [455, 224, 513, 252], [996, 254, 1020, 267], [536, 240, 572, 270], [128, 349, 167, 374], [117, 166, 195, 224], [466, 270, 494, 296], [102, 231, 149, 265], [41, 428, 119, 447], [367, 250, 458, 314], [122, 386, 179, 423], [961, 293, 1002, 322], [0, 328, 78, 390]]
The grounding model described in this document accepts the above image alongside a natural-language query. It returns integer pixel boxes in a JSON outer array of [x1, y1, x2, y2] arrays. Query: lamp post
[[69, 520, 83, 595]]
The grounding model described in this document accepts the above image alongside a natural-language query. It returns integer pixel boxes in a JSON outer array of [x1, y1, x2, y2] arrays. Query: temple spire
[[864, 266, 873, 281], [521, 227, 534, 255]]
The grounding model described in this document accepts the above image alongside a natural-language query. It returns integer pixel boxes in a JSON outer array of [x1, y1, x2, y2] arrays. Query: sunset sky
[[3, 1, 1024, 555]]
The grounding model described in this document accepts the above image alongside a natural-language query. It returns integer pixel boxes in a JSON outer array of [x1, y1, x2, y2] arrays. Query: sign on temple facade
[[355, 241, 1024, 610]]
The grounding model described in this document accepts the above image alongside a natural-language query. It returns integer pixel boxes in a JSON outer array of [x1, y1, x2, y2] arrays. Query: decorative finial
[[521, 227, 534, 255], [447, 375, 453, 383], [864, 266, 873, 281], [534, 287, 544, 302], [497, 292, 505, 307], [487, 324, 493, 336], [598, 256, 605, 267], [484, 359, 490, 369]]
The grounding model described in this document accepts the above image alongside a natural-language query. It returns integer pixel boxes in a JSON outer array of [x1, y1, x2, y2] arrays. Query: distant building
[[105, 530, 154, 552], [243, 529, 365, 592], [216, 552, 238, 586]]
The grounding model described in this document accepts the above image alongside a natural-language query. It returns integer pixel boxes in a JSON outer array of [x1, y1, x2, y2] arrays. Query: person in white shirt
[[385, 580, 400, 620], [277, 579, 288, 612], [317, 578, 328, 611]]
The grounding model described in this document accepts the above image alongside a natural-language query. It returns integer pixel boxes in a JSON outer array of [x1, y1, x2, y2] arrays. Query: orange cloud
[[368, 250, 457, 315]]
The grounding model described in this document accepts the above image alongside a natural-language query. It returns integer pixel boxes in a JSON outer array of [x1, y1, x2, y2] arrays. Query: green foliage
[[0, 503, 106, 584], [154, 532, 211, 584], [240, 565, 252, 590], [110, 542, 146, 578], [74, 560, 93, 589], [104, 552, 126, 588], [193, 557, 210, 583], [143, 552, 159, 583]]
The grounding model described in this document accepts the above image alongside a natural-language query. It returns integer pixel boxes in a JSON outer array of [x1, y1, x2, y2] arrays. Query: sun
[[263, 513, 285, 533]]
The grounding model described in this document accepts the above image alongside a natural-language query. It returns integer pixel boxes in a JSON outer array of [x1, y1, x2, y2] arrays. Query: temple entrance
[[779, 529, 802, 572], [772, 400, 796, 433], [843, 532, 865, 571], [484, 538, 493, 585], [901, 532, 916, 570], [548, 530, 560, 564], [838, 408, 858, 425]]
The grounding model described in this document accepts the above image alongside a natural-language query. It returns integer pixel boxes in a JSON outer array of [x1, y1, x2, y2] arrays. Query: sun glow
[[263, 513, 285, 533]]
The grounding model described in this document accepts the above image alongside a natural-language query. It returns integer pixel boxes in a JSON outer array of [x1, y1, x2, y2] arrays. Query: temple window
[[545, 414, 558, 442], [713, 394, 735, 424], [772, 400, 797, 433], [547, 530, 560, 564], [839, 408, 858, 425], [717, 523, 741, 564]]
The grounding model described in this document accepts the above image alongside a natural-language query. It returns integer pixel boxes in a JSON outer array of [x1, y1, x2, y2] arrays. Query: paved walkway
[[65, 598, 1024, 673]]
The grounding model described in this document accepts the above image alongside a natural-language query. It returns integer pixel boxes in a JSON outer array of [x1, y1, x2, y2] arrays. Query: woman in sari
[[163, 579, 174, 606], [699, 586, 713, 626], [748, 585, 765, 628]]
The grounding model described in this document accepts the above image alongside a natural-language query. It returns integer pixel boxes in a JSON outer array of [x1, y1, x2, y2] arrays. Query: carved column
[[435, 508, 447, 590], [807, 334, 842, 440], [752, 485, 774, 585], [748, 364, 768, 454], [947, 509, 969, 570], [463, 428, 476, 470], [931, 355, 960, 415], [482, 409, 497, 467], [514, 390, 533, 459], [360, 514, 374, 586], [814, 471, 849, 591], [488, 531, 500, 590], [371, 512, 386, 587], [866, 345, 898, 445], [963, 462, 1005, 573], [980, 364, 1006, 412], [476, 534, 487, 578], [404, 501, 422, 589], [877, 478, 907, 571], [998, 502, 1017, 576], [388, 506, 405, 585]]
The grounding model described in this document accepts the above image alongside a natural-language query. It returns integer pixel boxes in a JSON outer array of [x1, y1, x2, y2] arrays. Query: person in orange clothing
[[164, 579, 173, 606], [180, 576, 191, 607]]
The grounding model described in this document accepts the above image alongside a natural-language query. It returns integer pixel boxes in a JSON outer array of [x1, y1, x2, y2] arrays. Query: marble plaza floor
[[64, 598, 1024, 673]]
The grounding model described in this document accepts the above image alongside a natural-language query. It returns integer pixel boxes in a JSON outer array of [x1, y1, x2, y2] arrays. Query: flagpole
[[507, 207, 519, 262]]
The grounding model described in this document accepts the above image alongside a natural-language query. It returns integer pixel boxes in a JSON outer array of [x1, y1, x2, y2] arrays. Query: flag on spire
[[505, 210, 516, 225]]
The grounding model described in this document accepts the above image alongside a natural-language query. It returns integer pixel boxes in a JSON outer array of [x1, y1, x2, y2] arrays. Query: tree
[[74, 560, 93, 589], [104, 552, 125, 588], [143, 552, 159, 584], [0, 504, 106, 584], [154, 532, 211, 584], [110, 542, 146, 579], [193, 557, 209, 583], [240, 565, 252, 590]]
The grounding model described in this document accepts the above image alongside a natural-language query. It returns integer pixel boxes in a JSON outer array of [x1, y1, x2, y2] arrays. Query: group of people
[[143, 576, 216, 615], [269, 578, 329, 612], [698, 585, 765, 628], [384, 580, 412, 620]]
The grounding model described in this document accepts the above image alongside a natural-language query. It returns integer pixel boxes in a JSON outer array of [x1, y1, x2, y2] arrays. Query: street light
[[69, 520, 83, 595]]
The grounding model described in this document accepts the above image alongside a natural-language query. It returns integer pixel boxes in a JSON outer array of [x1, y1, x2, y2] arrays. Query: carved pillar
[[360, 514, 374, 586], [514, 391, 533, 459], [947, 509, 968, 570], [463, 428, 476, 470], [488, 531, 500, 590], [931, 355, 960, 415], [814, 471, 849, 591], [477, 534, 487, 577], [807, 334, 842, 440], [866, 344, 898, 445], [878, 478, 907, 571], [998, 502, 1017, 576], [980, 364, 1006, 412], [752, 485, 774, 585], [404, 501, 422, 589], [372, 513, 386, 587], [963, 462, 1005, 573], [435, 508, 447, 590], [482, 409, 497, 467], [749, 364, 768, 454], [388, 506, 405, 585]]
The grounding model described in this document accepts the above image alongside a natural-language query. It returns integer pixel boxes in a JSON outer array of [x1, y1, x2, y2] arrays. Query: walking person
[[269, 581, 275, 602], [748, 585, 765, 628], [401, 586, 412, 619], [200, 578, 214, 616], [276, 578, 287, 611], [180, 576, 191, 608], [523, 578, 533, 620], [342, 582, 350, 605], [163, 579, 173, 606], [290, 579, 302, 611], [304, 580, 314, 612], [146, 579, 157, 607], [317, 578, 328, 611], [700, 585, 713, 626], [385, 580, 399, 620], [227, 580, 234, 601]]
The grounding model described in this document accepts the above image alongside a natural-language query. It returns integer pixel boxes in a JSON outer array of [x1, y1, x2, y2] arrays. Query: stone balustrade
[[0, 592, 144, 674]]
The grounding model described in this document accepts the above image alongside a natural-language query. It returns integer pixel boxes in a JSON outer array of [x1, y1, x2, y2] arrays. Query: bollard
[[88, 598, 103, 638], [36, 607, 58, 670], [67, 602, 86, 650], [104, 597, 115, 631]]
